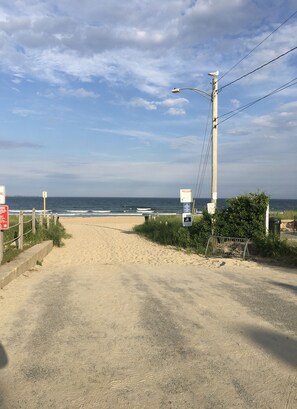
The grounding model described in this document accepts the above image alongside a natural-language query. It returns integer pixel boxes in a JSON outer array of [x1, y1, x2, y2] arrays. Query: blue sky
[[0, 0, 296, 199]]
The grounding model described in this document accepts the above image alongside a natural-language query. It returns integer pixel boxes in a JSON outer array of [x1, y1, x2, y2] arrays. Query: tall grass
[[1, 216, 70, 265], [270, 210, 297, 219], [134, 214, 211, 254]]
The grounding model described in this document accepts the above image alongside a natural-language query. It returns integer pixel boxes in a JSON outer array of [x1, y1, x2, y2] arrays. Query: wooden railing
[[0, 209, 58, 264]]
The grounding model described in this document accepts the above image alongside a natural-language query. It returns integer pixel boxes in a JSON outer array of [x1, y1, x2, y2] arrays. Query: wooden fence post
[[47, 215, 50, 229], [18, 211, 23, 250], [54, 214, 58, 225], [40, 214, 43, 228], [0, 230, 3, 264], [32, 208, 36, 235]]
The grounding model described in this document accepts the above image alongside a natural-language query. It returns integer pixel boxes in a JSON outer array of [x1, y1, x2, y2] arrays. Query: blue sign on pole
[[183, 202, 192, 213]]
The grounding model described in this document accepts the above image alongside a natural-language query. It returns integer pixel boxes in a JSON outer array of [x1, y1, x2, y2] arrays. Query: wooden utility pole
[[210, 72, 219, 209]]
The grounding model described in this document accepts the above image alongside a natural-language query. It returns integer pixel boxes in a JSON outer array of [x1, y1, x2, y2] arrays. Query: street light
[[172, 71, 219, 210]]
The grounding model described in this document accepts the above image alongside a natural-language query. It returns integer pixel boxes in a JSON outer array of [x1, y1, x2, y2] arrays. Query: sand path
[[0, 217, 296, 408], [44, 217, 259, 269]]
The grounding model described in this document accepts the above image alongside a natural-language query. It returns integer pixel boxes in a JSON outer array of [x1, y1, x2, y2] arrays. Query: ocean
[[5, 197, 297, 217]]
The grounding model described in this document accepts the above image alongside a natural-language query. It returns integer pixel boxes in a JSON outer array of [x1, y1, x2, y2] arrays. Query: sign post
[[0, 204, 9, 264], [180, 189, 193, 227], [42, 191, 47, 216]]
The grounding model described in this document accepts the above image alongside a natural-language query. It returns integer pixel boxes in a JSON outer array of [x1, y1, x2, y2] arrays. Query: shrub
[[214, 192, 269, 240], [189, 210, 212, 251]]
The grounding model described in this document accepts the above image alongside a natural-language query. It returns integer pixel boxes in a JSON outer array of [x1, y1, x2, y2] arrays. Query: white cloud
[[252, 115, 277, 128], [1, 0, 288, 95], [12, 108, 40, 117], [161, 97, 188, 115], [166, 107, 186, 116], [129, 96, 189, 113], [158, 98, 189, 108], [58, 87, 98, 98], [231, 98, 240, 109], [279, 101, 297, 110], [129, 98, 157, 110]]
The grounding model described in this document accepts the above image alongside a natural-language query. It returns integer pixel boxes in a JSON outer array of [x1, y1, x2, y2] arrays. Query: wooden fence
[[0, 209, 58, 264]]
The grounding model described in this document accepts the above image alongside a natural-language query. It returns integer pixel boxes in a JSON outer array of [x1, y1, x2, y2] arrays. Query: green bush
[[214, 192, 269, 240], [189, 210, 212, 251]]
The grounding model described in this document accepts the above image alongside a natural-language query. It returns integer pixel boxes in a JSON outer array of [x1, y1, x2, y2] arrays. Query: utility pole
[[172, 70, 219, 211], [209, 72, 219, 209]]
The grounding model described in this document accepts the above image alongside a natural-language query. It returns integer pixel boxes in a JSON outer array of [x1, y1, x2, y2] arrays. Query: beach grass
[[270, 210, 297, 219], [1, 216, 69, 265]]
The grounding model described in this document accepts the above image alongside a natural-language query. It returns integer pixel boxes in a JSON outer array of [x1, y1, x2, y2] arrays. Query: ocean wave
[[68, 210, 89, 213], [92, 210, 111, 213]]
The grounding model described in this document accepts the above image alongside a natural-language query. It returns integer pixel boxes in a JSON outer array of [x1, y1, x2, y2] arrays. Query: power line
[[218, 76, 297, 125], [219, 76, 297, 119], [219, 46, 297, 91], [219, 79, 297, 124], [220, 10, 297, 81], [193, 102, 211, 200], [196, 133, 212, 201]]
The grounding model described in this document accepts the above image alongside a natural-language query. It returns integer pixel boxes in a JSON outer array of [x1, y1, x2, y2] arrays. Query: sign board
[[183, 202, 192, 213], [207, 202, 215, 215], [42, 191, 47, 198], [182, 212, 192, 227], [0, 186, 5, 205], [0, 205, 9, 230], [180, 189, 192, 203]]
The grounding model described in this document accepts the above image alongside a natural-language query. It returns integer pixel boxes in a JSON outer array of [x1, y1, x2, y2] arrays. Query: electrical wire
[[218, 76, 297, 125], [219, 76, 297, 119], [220, 10, 297, 81], [193, 101, 211, 200], [196, 133, 212, 201], [219, 46, 297, 91]]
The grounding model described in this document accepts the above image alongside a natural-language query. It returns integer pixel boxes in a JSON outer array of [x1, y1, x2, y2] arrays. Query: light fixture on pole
[[172, 71, 219, 209]]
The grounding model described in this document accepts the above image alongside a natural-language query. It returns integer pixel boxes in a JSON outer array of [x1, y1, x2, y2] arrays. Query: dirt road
[[0, 217, 296, 408]]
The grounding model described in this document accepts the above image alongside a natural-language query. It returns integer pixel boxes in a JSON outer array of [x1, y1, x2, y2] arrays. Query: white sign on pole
[[182, 213, 192, 227], [0, 186, 5, 205], [42, 191, 47, 198], [207, 202, 215, 215], [180, 189, 192, 203]]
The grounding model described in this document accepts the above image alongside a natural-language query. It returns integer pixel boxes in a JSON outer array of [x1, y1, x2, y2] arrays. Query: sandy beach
[[0, 216, 296, 408], [44, 216, 264, 271]]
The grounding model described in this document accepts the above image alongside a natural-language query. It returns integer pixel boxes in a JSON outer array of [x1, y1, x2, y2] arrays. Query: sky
[[0, 0, 296, 199]]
